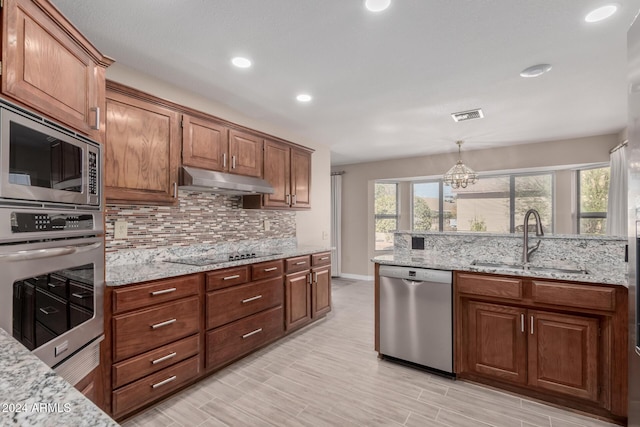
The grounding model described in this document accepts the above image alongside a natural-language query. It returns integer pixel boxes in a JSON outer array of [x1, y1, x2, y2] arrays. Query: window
[[374, 182, 398, 250], [410, 173, 554, 234], [578, 166, 610, 235]]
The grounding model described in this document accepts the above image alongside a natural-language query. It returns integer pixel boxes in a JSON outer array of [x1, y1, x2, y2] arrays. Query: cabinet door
[[262, 140, 291, 208], [228, 129, 263, 177], [2, 0, 108, 138], [528, 310, 599, 402], [182, 115, 229, 172], [105, 88, 181, 204], [291, 148, 311, 209], [466, 301, 527, 385], [311, 266, 331, 318], [285, 271, 311, 331]]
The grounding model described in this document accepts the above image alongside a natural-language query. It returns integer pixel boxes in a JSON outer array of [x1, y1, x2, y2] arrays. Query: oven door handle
[[0, 242, 102, 261]]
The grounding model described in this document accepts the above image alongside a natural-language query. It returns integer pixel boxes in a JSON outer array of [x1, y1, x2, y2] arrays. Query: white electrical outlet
[[264, 220, 271, 231], [114, 221, 128, 239]]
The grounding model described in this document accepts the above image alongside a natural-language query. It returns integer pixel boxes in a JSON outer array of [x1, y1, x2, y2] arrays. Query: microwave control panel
[[10, 212, 94, 233]]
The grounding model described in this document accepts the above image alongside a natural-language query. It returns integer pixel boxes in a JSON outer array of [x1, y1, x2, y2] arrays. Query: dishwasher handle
[[379, 265, 452, 284]]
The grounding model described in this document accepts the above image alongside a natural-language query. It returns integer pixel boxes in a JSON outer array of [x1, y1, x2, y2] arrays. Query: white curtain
[[606, 144, 627, 236], [331, 174, 342, 277]]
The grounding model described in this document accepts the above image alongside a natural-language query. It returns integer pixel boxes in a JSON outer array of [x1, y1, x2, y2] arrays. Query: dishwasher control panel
[[379, 265, 452, 283]]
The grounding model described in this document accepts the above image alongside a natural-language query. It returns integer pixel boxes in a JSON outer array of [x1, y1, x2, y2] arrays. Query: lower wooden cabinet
[[528, 310, 599, 402], [466, 301, 527, 385], [455, 271, 627, 422], [206, 306, 284, 370], [112, 356, 200, 419], [106, 253, 331, 420]]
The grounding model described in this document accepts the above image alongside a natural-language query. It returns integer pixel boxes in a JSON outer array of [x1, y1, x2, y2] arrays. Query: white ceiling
[[51, 1, 640, 165]]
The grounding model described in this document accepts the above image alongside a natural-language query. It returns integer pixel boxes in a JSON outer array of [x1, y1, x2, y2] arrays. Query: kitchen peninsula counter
[[0, 329, 118, 427], [373, 231, 627, 286]]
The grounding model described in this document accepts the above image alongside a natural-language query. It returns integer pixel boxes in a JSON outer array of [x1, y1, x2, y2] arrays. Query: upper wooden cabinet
[[105, 82, 181, 205], [228, 129, 263, 177], [2, 0, 113, 140], [182, 114, 229, 172], [244, 140, 312, 210]]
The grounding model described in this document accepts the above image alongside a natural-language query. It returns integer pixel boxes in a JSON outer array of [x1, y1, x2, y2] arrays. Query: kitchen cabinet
[[284, 253, 332, 331], [204, 261, 284, 370], [228, 129, 263, 177], [1, 0, 112, 140], [182, 114, 228, 172], [109, 274, 202, 419], [455, 271, 627, 421], [181, 116, 264, 177], [105, 82, 181, 205], [243, 140, 312, 210]]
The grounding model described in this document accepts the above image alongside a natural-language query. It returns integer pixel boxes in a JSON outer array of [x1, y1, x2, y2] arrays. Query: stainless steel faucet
[[522, 209, 544, 264]]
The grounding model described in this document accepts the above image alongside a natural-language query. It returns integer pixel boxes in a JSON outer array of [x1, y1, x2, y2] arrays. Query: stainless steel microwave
[[0, 101, 101, 208]]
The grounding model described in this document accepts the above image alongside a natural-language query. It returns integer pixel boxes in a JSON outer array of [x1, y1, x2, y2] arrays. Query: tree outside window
[[374, 182, 398, 250], [578, 167, 610, 235]]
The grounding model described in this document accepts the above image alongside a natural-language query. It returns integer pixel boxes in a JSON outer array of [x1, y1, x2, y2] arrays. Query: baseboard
[[337, 273, 374, 281]]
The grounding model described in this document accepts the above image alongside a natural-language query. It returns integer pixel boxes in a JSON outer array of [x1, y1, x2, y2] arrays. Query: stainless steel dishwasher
[[379, 265, 454, 376]]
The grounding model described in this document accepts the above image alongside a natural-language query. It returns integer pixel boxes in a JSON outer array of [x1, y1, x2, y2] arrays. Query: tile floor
[[121, 278, 619, 427]]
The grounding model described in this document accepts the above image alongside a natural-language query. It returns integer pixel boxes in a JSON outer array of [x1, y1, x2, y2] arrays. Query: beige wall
[[333, 134, 619, 277], [106, 63, 331, 247]]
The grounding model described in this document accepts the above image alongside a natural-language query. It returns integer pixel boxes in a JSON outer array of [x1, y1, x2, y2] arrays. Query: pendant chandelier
[[443, 140, 478, 189]]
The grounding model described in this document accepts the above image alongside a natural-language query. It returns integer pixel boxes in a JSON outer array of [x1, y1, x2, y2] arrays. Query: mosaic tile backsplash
[[105, 190, 296, 252]]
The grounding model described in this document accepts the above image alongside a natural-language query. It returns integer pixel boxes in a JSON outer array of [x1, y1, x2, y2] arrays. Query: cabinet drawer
[[312, 252, 331, 267], [112, 356, 200, 419], [206, 277, 283, 329], [285, 256, 311, 273], [531, 281, 616, 312], [206, 266, 250, 291], [457, 273, 522, 299], [113, 275, 201, 314], [112, 334, 200, 389], [251, 259, 284, 281], [113, 296, 200, 362], [206, 306, 284, 369]]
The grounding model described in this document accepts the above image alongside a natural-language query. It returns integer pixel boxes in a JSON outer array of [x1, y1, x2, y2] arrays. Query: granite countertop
[[0, 329, 118, 427], [372, 252, 627, 286], [107, 245, 333, 286]]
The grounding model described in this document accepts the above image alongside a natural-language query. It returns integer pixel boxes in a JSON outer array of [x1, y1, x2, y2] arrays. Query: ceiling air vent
[[451, 108, 484, 122]]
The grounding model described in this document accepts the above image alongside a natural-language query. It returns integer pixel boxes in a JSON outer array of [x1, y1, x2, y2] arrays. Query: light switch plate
[[264, 220, 271, 231], [322, 231, 329, 240], [114, 221, 128, 239]]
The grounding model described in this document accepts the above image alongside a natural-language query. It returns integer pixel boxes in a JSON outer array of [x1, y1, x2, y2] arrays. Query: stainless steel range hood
[[180, 166, 275, 195]]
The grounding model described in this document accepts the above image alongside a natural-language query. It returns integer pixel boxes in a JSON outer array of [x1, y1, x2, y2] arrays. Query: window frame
[[374, 181, 399, 252], [410, 171, 555, 234], [576, 164, 609, 235]]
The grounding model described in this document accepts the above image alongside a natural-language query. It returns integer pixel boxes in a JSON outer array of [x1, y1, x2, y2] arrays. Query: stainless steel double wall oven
[[0, 99, 104, 385]]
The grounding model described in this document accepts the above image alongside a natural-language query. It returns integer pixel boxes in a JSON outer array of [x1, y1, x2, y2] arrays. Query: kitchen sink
[[471, 260, 589, 275]]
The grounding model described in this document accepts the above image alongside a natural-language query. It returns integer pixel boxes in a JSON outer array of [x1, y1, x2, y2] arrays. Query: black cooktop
[[164, 251, 281, 267]]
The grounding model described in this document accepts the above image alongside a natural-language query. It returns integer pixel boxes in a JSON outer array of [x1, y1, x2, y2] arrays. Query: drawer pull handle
[[242, 328, 263, 339], [151, 352, 177, 365], [151, 318, 177, 329], [151, 287, 177, 296], [263, 267, 278, 272], [223, 275, 241, 281], [319, 257, 329, 260], [242, 295, 263, 303], [48, 282, 63, 288], [530, 316, 534, 335], [71, 292, 92, 299], [39, 306, 58, 315], [295, 261, 307, 265], [313, 272, 318, 282], [151, 375, 177, 389], [520, 314, 524, 333]]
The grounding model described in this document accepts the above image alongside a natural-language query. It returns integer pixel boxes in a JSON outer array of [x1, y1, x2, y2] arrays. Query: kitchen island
[[373, 231, 628, 424], [0, 328, 118, 427]]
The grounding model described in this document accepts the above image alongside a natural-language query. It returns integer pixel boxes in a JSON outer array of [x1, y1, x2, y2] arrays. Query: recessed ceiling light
[[231, 57, 252, 68], [585, 4, 618, 23], [520, 63, 552, 78], [365, 0, 391, 12], [296, 94, 312, 102]]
